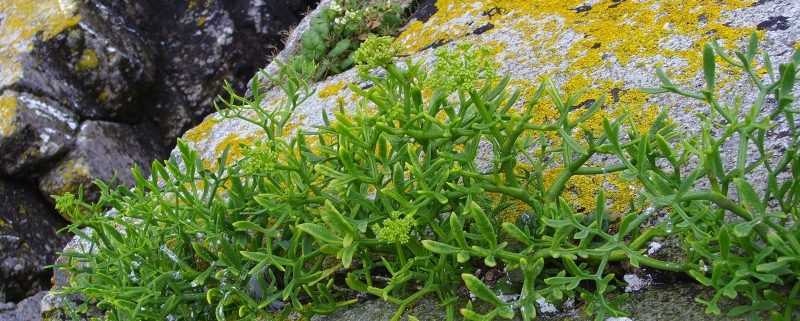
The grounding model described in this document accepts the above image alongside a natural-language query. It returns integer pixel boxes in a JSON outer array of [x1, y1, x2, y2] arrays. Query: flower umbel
[[354, 35, 400, 78], [241, 140, 278, 174], [53, 191, 83, 221], [428, 42, 497, 92], [371, 211, 415, 244]]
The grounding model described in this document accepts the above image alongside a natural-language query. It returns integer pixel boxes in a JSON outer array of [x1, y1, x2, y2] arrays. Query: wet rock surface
[[0, 0, 317, 311], [0, 91, 79, 177], [0, 180, 68, 303], [38, 120, 163, 206]]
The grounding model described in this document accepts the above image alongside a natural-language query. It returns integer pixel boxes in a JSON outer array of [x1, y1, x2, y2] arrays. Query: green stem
[[390, 287, 437, 321], [545, 153, 593, 203]]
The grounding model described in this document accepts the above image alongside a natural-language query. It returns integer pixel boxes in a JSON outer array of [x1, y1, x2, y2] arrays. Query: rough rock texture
[[39, 120, 163, 204], [49, 0, 800, 319], [0, 180, 68, 303], [310, 283, 749, 321], [0, 291, 48, 321], [0, 91, 79, 176], [0, 0, 317, 311]]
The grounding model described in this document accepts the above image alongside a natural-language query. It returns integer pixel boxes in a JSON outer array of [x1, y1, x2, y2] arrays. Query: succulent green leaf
[[462, 273, 503, 306], [469, 201, 497, 248], [703, 42, 716, 91]]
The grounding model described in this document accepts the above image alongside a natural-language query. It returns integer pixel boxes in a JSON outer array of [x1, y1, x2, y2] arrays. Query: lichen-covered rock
[[187, 0, 799, 214], [39, 120, 162, 207], [3, 0, 156, 121], [171, 0, 798, 318], [0, 180, 68, 303], [0, 91, 78, 176]]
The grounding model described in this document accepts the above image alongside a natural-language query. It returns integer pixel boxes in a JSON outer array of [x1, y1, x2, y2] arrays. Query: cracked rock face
[[0, 91, 79, 177], [38, 120, 163, 207], [0, 0, 317, 312], [0, 180, 68, 304]]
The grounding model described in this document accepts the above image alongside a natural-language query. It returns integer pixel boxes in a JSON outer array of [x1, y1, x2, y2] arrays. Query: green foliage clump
[[241, 140, 279, 175], [372, 211, 416, 245], [353, 35, 400, 78], [53, 34, 800, 321], [428, 42, 497, 92], [300, 0, 404, 79]]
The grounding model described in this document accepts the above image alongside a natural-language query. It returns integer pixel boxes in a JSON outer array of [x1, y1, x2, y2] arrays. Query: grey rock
[[38, 120, 162, 207], [135, 0, 318, 145], [0, 291, 49, 321], [0, 180, 68, 303], [310, 283, 750, 321], [0, 90, 78, 177], [6, 0, 156, 121]]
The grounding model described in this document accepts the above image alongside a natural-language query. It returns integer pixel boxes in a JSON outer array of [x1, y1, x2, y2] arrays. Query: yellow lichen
[[0, 95, 19, 137], [196, 16, 207, 27], [318, 81, 347, 99], [183, 116, 219, 144], [1, 0, 81, 86], [77, 49, 99, 71], [214, 133, 255, 162], [46, 157, 90, 195], [396, 0, 757, 118], [98, 89, 110, 102]]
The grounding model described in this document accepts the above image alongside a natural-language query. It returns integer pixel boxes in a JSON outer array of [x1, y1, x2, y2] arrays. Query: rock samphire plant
[[54, 34, 799, 321]]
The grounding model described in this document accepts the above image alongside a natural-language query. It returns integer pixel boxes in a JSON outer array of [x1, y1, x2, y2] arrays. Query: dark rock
[[0, 291, 48, 321], [136, 0, 318, 146], [38, 120, 162, 208], [472, 23, 494, 35], [0, 91, 79, 177], [0, 180, 69, 303], [7, 0, 156, 121], [756, 16, 790, 31], [411, 0, 438, 23]]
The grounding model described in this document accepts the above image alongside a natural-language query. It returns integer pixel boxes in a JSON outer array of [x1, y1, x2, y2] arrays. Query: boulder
[[0, 180, 68, 303], [130, 0, 319, 146], [186, 0, 800, 213], [2, 0, 156, 121], [0, 90, 79, 177], [38, 120, 162, 207], [0, 291, 49, 321]]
